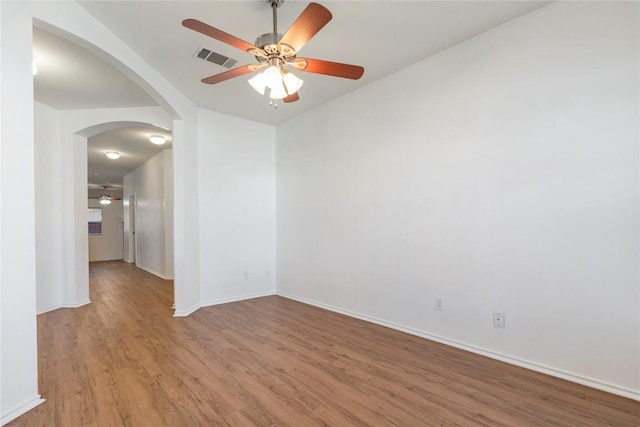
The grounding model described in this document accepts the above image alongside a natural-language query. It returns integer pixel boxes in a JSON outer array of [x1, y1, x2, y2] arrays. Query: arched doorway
[[0, 3, 201, 421]]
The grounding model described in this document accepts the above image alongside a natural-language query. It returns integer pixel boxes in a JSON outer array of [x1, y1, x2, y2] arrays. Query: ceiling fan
[[89, 186, 122, 205], [182, 0, 364, 105]]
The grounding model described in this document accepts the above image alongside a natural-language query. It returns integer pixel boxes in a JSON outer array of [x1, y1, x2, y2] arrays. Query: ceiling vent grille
[[194, 46, 237, 69]]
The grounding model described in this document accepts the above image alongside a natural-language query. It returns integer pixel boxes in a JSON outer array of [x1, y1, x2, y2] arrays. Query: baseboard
[[37, 304, 62, 315], [36, 299, 92, 315], [173, 303, 201, 317], [1, 395, 45, 426], [62, 299, 92, 309], [135, 263, 173, 280], [173, 291, 276, 317], [200, 291, 277, 310], [277, 292, 640, 401]]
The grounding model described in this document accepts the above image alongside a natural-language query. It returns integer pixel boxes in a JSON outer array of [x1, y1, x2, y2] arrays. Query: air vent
[[193, 46, 237, 69]]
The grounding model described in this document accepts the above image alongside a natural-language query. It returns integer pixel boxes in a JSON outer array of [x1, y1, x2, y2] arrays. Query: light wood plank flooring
[[9, 261, 639, 426]]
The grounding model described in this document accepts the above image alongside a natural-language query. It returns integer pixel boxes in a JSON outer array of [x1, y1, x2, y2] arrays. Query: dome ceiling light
[[150, 135, 166, 145]]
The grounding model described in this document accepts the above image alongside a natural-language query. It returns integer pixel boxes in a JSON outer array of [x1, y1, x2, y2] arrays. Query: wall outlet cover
[[493, 312, 505, 328]]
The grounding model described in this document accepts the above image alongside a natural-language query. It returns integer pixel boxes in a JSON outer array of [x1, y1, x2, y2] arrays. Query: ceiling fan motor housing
[[253, 33, 296, 64]]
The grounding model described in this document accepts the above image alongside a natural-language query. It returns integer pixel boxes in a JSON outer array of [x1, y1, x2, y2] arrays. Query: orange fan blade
[[283, 92, 300, 103], [201, 65, 259, 84], [183, 19, 257, 53], [278, 3, 332, 54], [292, 58, 364, 80]]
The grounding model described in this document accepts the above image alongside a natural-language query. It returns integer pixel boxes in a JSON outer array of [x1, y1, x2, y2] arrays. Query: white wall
[[88, 200, 123, 262], [198, 109, 276, 306], [123, 149, 173, 279], [164, 150, 174, 278], [276, 1, 639, 399], [0, 3, 44, 422], [34, 102, 63, 313]]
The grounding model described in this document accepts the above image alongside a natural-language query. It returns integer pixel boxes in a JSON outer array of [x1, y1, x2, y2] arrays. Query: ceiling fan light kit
[[183, 0, 364, 107]]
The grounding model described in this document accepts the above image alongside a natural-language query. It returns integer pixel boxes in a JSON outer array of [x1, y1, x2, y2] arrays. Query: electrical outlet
[[493, 312, 505, 328], [435, 296, 444, 311], [243, 272, 248, 280]]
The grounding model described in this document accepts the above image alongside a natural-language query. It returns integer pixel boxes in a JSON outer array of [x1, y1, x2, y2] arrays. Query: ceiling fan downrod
[[268, 0, 283, 34], [253, 0, 293, 71]]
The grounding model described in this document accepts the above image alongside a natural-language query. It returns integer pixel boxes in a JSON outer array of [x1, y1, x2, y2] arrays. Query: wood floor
[[9, 261, 639, 426]]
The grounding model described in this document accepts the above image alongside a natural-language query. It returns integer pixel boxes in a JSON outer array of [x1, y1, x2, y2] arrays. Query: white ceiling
[[87, 125, 173, 189], [33, 26, 157, 109], [33, 1, 550, 185], [77, 0, 549, 126]]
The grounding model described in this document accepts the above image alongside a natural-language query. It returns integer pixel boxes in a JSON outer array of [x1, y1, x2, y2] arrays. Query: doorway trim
[[128, 193, 137, 264]]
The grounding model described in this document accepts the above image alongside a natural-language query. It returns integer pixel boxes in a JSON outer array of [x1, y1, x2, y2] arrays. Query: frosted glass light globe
[[283, 72, 303, 94], [248, 73, 266, 95], [262, 66, 282, 89], [269, 83, 288, 100]]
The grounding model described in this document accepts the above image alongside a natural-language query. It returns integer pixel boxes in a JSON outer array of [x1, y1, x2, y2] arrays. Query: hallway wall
[[124, 149, 173, 278]]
